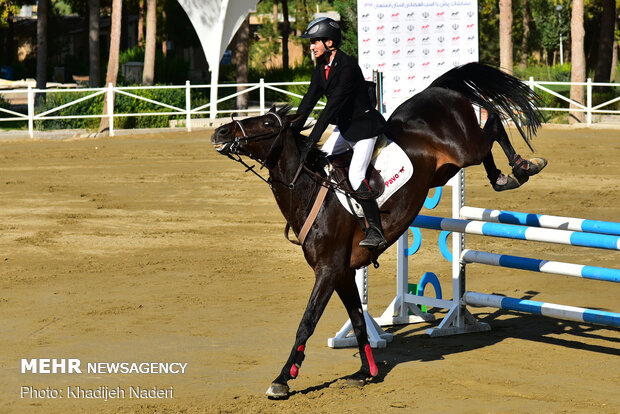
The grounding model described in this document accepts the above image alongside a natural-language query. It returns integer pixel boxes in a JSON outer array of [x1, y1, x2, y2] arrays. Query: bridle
[[225, 111, 287, 188], [229, 111, 284, 159]]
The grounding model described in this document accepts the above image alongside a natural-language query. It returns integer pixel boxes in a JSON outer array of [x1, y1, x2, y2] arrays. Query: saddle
[[327, 135, 388, 199]]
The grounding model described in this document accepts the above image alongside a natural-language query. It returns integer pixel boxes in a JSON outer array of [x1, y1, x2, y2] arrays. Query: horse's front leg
[[335, 271, 379, 385], [266, 266, 335, 399]]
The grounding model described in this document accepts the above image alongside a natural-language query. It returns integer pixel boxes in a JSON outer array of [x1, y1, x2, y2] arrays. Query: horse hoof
[[346, 377, 366, 387], [492, 174, 520, 192], [526, 157, 548, 175], [345, 369, 372, 387], [265, 383, 289, 399], [513, 157, 548, 180]]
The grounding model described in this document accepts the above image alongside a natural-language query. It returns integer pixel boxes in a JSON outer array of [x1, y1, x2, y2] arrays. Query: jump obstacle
[[328, 170, 620, 348]]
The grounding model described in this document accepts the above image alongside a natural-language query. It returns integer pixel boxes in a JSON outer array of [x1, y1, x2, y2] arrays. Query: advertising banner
[[357, 1, 479, 114]]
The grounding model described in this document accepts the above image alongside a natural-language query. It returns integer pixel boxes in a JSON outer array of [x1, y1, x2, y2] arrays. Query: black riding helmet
[[300, 17, 342, 48]]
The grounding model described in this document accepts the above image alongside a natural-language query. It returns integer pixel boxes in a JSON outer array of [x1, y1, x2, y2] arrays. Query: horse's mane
[[277, 104, 328, 172]]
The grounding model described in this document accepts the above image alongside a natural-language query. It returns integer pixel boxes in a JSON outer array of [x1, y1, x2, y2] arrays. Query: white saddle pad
[[328, 140, 414, 217]]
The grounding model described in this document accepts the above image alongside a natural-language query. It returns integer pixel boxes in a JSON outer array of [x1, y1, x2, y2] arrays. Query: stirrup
[[359, 226, 387, 249]]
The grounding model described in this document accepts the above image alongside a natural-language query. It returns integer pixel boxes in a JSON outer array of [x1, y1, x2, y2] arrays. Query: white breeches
[[321, 127, 377, 190]]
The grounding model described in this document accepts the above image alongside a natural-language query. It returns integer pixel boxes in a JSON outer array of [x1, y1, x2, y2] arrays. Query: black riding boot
[[354, 181, 387, 249]]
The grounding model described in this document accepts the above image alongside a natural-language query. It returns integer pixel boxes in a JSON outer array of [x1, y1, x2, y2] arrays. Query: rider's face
[[310, 38, 333, 59]]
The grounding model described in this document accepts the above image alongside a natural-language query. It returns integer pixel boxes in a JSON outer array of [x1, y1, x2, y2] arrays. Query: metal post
[[259, 78, 265, 115], [185, 80, 192, 132], [396, 231, 408, 319], [27, 85, 34, 138], [586, 78, 592, 125], [210, 65, 219, 119], [107, 83, 115, 136]]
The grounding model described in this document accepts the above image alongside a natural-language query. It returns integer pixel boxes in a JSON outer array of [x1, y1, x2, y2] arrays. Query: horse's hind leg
[[484, 113, 547, 190], [265, 268, 335, 399], [482, 152, 520, 191], [482, 114, 520, 191], [335, 270, 379, 385]]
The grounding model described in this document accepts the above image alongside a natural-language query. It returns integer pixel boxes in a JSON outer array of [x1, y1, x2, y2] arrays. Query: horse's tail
[[429, 62, 543, 151]]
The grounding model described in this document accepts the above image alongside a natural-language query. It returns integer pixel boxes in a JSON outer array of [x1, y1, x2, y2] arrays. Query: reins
[[226, 112, 287, 188], [226, 113, 364, 247]]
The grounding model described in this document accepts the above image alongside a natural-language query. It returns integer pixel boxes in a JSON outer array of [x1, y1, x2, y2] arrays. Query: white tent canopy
[[177, 0, 258, 118]]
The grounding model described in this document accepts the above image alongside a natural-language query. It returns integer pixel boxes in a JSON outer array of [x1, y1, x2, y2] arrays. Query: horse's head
[[211, 106, 302, 166]]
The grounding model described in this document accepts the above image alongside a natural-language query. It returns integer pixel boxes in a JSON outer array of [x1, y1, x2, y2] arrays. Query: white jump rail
[[379, 170, 620, 337]]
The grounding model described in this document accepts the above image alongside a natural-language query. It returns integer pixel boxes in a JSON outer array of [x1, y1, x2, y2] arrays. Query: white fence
[[528, 77, 620, 125], [0, 80, 325, 138], [0, 77, 618, 138]]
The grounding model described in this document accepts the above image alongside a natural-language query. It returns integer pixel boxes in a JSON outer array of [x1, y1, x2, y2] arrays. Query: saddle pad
[[330, 140, 414, 217]]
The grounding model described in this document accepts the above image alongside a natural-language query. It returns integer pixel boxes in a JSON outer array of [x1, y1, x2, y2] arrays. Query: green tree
[[334, 0, 357, 59], [531, 0, 569, 65], [142, 0, 155, 85], [479, 0, 500, 65], [89, 0, 100, 87]]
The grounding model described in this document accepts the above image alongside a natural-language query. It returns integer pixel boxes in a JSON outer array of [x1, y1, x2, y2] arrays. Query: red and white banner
[[357, 1, 479, 114]]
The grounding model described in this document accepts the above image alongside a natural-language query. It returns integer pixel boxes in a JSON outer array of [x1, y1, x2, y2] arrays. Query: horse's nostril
[[218, 126, 231, 137]]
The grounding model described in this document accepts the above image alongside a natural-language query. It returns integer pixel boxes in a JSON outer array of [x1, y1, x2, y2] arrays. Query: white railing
[[0, 77, 618, 138], [527, 77, 620, 124], [0, 79, 326, 138]]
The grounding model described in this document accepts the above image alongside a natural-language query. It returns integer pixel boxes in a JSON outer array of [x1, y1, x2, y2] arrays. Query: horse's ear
[[268, 104, 277, 113], [287, 112, 305, 126]]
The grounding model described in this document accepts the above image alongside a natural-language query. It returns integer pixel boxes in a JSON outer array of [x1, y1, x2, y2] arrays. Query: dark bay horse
[[210, 63, 546, 399]]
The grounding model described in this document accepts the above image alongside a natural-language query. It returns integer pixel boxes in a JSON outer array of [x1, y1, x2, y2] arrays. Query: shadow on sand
[[292, 291, 620, 396]]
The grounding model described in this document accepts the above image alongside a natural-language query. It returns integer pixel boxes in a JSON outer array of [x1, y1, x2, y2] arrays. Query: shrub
[[33, 86, 211, 130]]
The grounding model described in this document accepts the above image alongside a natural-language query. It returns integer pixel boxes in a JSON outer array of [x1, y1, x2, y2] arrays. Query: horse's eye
[[263, 120, 273, 127]]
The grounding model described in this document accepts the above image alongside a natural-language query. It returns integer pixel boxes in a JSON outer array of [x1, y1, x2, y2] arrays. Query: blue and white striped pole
[[463, 292, 620, 328], [460, 206, 620, 237], [412, 215, 620, 251], [461, 249, 620, 283]]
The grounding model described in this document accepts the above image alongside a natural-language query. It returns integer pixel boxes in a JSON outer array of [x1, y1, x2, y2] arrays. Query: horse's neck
[[270, 145, 320, 230]]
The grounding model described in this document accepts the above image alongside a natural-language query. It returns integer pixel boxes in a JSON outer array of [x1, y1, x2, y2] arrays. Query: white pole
[[186, 80, 192, 132], [586, 78, 592, 125], [259, 78, 265, 115], [396, 231, 408, 319], [107, 83, 114, 136], [452, 169, 465, 327], [27, 85, 34, 138]]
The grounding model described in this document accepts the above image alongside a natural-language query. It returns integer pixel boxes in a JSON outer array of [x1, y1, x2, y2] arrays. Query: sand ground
[[1, 126, 619, 413]]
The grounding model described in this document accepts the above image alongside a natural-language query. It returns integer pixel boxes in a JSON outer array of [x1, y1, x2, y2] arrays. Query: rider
[[293, 17, 388, 249]]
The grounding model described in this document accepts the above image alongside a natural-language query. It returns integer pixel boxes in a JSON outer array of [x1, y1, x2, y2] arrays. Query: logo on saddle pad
[[327, 140, 414, 217]]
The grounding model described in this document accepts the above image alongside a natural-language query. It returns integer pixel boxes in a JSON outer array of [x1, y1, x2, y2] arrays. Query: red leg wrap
[[289, 344, 305, 378], [364, 344, 378, 377]]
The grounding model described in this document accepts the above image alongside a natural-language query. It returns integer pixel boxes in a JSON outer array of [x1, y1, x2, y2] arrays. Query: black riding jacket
[[295, 50, 386, 144]]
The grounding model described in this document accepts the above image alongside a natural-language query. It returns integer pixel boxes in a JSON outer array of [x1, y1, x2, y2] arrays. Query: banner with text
[[357, 1, 479, 114]]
